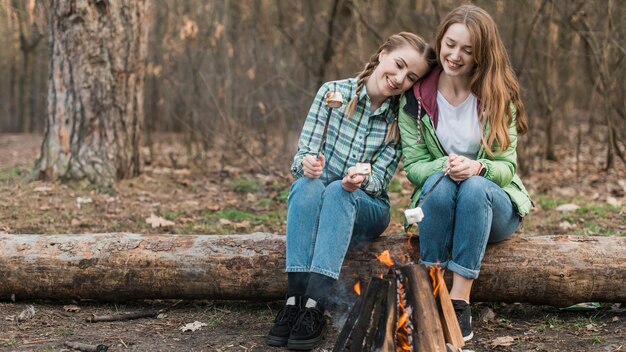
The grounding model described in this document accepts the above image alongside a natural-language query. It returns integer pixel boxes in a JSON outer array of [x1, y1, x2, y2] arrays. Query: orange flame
[[376, 250, 394, 267], [396, 280, 411, 351], [353, 281, 361, 296], [429, 265, 442, 297]]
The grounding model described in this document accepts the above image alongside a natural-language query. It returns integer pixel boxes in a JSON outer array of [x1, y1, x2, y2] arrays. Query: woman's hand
[[342, 167, 365, 192], [303, 154, 325, 179], [445, 153, 482, 182]]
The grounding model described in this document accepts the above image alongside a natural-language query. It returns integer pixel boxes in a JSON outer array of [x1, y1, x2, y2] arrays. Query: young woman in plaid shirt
[[267, 32, 436, 350]]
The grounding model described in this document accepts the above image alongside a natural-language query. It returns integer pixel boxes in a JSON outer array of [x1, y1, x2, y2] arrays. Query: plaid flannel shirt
[[290, 78, 402, 205]]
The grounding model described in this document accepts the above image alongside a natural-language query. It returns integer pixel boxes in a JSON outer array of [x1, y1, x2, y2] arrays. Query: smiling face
[[368, 45, 431, 100], [439, 23, 476, 78]]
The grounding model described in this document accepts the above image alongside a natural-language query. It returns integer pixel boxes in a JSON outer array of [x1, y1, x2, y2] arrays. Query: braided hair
[[345, 32, 436, 143]]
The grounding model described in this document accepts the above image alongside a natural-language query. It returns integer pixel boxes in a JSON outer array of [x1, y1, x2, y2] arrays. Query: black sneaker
[[266, 297, 302, 347], [287, 306, 327, 350], [452, 299, 473, 342]]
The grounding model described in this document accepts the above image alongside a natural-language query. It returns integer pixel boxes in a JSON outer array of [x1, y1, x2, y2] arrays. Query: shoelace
[[292, 307, 323, 333], [275, 304, 300, 324]]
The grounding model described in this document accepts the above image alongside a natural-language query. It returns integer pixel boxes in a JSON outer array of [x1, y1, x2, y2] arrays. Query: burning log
[[434, 270, 464, 348], [334, 264, 452, 352], [0, 233, 625, 305], [400, 265, 446, 351]]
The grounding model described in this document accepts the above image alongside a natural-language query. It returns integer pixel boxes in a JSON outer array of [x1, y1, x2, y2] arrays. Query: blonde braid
[[385, 96, 401, 143], [345, 52, 380, 118]]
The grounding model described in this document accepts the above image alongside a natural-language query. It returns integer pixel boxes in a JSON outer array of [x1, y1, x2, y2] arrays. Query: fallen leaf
[[490, 336, 515, 347], [206, 204, 221, 211], [71, 219, 82, 227], [556, 203, 579, 212], [559, 221, 576, 230], [63, 305, 80, 313], [145, 214, 175, 228], [612, 316, 620, 322], [586, 323, 599, 331], [179, 321, 207, 332], [76, 196, 93, 209], [606, 197, 621, 207], [480, 307, 496, 323], [34, 186, 52, 193], [17, 305, 36, 322], [219, 218, 232, 225], [233, 220, 251, 230]]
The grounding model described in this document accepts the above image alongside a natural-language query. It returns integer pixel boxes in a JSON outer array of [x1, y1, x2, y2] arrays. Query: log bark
[[0, 233, 625, 306], [401, 265, 446, 352], [35, 0, 151, 187], [436, 270, 465, 349]]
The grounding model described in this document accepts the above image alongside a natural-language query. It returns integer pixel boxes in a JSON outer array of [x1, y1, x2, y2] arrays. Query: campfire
[[333, 251, 465, 352]]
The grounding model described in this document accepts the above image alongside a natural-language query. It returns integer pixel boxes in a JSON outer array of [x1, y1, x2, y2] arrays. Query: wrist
[[476, 161, 485, 176]]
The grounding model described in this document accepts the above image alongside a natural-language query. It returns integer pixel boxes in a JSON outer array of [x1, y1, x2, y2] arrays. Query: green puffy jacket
[[398, 68, 533, 217]]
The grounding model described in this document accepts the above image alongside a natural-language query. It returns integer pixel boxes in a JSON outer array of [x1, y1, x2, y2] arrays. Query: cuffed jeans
[[285, 177, 390, 279], [418, 172, 521, 279]]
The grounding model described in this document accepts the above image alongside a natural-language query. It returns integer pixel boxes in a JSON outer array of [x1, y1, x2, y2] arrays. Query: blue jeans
[[418, 172, 521, 279], [285, 177, 390, 279]]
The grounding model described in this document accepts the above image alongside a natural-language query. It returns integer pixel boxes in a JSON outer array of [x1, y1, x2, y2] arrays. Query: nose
[[450, 48, 461, 60], [395, 71, 407, 85]]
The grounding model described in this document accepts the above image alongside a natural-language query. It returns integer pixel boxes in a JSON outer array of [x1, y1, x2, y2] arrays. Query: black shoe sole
[[266, 334, 288, 347], [286, 325, 327, 350]]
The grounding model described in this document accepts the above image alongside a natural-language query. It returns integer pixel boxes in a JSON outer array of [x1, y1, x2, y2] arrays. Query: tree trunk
[[34, 0, 151, 187], [0, 233, 624, 306]]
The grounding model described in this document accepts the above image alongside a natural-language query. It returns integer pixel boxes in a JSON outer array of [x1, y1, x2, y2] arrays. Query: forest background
[[1, 0, 624, 171], [0, 1, 624, 351]]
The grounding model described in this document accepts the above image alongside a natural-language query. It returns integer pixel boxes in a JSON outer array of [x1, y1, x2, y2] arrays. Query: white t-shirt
[[435, 91, 482, 159]]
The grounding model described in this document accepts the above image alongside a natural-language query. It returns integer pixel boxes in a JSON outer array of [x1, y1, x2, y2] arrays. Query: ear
[[378, 49, 389, 60]]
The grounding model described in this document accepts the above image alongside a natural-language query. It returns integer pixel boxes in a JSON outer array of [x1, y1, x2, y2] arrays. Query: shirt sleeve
[[290, 83, 331, 179], [398, 96, 447, 188], [476, 104, 519, 187], [360, 139, 402, 197]]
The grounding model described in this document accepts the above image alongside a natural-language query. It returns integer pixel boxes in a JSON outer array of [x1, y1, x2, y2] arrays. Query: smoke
[[327, 276, 360, 329]]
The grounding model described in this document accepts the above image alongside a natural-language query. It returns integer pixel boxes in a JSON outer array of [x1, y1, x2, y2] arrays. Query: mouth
[[446, 59, 462, 70], [386, 76, 398, 91]]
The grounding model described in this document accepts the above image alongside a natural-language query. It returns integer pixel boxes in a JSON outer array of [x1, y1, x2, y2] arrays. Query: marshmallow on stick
[[354, 162, 371, 176], [325, 91, 343, 108], [404, 207, 424, 224]]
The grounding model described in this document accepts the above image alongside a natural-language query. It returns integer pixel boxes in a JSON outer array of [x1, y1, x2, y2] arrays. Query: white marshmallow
[[354, 162, 371, 176], [404, 207, 424, 224]]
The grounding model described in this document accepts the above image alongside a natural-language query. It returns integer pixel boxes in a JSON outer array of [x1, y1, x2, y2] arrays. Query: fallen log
[[0, 233, 624, 306]]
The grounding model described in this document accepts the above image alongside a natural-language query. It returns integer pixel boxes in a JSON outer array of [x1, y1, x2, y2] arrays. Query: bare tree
[[34, 0, 151, 188], [565, 0, 626, 169]]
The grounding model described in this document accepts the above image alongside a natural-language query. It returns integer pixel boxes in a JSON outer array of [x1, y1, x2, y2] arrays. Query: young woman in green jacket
[[398, 5, 532, 341]]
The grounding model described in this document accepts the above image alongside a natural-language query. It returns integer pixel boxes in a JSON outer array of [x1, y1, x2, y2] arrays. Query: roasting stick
[[417, 168, 450, 208], [316, 90, 343, 161], [405, 168, 450, 224], [314, 89, 372, 181]]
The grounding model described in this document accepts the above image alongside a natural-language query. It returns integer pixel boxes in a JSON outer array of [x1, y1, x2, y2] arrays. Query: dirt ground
[[0, 133, 625, 352]]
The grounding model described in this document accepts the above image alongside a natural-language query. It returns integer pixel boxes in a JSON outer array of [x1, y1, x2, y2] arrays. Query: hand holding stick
[[405, 168, 451, 224]]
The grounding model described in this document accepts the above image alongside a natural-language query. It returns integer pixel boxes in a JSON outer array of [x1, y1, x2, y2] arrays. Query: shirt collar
[[354, 80, 394, 123]]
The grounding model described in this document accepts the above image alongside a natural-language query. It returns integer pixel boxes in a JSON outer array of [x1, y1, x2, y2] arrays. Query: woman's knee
[[322, 180, 347, 197], [289, 178, 325, 204], [458, 176, 493, 202], [421, 174, 456, 209]]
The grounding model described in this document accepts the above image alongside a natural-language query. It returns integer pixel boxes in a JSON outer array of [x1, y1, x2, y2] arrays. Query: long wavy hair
[[436, 5, 528, 155], [345, 32, 437, 143]]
